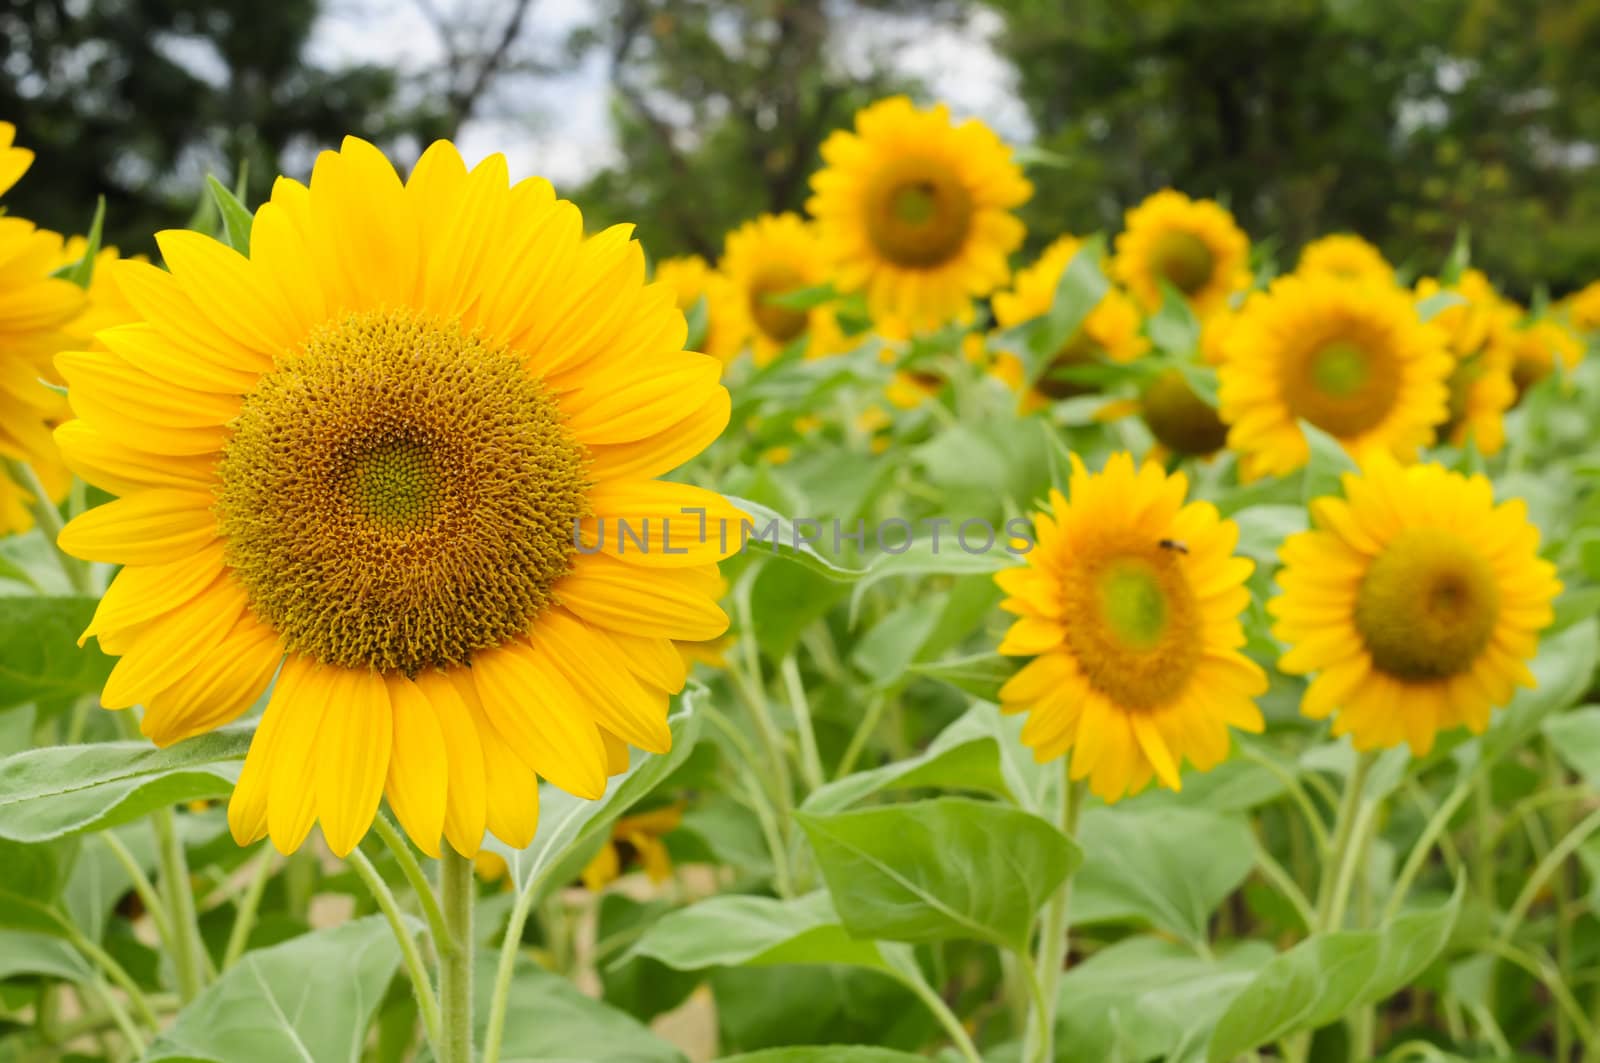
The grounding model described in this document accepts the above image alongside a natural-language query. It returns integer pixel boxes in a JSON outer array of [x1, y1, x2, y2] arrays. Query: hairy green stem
[[101, 832, 174, 948], [439, 847, 476, 1063], [348, 846, 442, 1054], [1315, 753, 1372, 928], [373, 813, 451, 954]]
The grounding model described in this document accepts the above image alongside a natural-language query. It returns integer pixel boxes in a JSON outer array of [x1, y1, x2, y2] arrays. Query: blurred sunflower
[[995, 453, 1265, 802], [1568, 279, 1600, 333], [652, 254, 735, 364], [1416, 271, 1520, 455], [1416, 270, 1518, 360], [1137, 369, 1230, 459], [886, 331, 989, 409], [580, 803, 686, 891], [0, 122, 88, 534], [1296, 234, 1391, 282], [56, 137, 742, 859], [1217, 274, 1452, 479], [992, 235, 1147, 408], [808, 96, 1030, 334], [1272, 457, 1559, 754], [1113, 190, 1250, 316], [714, 213, 843, 366], [1505, 318, 1584, 396]]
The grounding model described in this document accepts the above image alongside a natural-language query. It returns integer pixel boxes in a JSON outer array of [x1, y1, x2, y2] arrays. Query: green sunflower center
[[748, 267, 810, 345], [217, 309, 590, 675], [865, 156, 974, 270], [1149, 230, 1215, 295], [1285, 334, 1400, 438], [1354, 528, 1500, 681], [1140, 368, 1229, 455], [1063, 541, 1201, 709]]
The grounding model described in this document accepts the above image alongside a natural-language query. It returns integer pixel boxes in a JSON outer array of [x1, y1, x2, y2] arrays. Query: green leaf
[[718, 1051, 927, 1063], [1228, 504, 1307, 566], [205, 174, 255, 255], [847, 538, 1013, 625], [145, 916, 403, 1063], [1028, 236, 1109, 372], [474, 954, 686, 1062], [1072, 806, 1255, 947], [0, 929, 90, 982], [905, 651, 1018, 703], [483, 695, 702, 900], [53, 197, 106, 289], [1299, 421, 1358, 504], [594, 894, 702, 1023], [1148, 281, 1203, 356], [1439, 227, 1471, 285], [629, 891, 889, 972], [0, 728, 249, 843], [0, 837, 68, 935], [764, 282, 837, 311], [1417, 290, 1468, 322], [1541, 705, 1600, 787], [723, 496, 866, 582], [1205, 886, 1463, 1061], [683, 294, 709, 351], [798, 795, 1081, 951], [1479, 619, 1597, 764], [0, 596, 116, 711]]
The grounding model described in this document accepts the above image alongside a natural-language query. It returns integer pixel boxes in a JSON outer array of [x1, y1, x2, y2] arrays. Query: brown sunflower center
[[216, 309, 590, 675], [1140, 368, 1229, 455], [864, 156, 974, 269], [1148, 230, 1215, 295], [1061, 538, 1202, 709], [748, 267, 810, 345], [1285, 336, 1400, 438], [1354, 528, 1500, 681]]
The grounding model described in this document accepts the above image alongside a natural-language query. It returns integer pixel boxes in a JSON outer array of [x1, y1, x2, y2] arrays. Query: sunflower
[[652, 254, 735, 363], [1505, 318, 1584, 396], [1442, 343, 1515, 454], [1113, 190, 1250, 316], [55, 138, 742, 859], [995, 453, 1266, 802], [713, 213, 843, 365], [808, 96, 1030, 334], [1296, 234, 1391, 282], [1568, 279, 1600, 333], [0, 123, 89, 534], [1217, 273, 1452, 479], [580, 802, 685, 891], [1138, 369, 1230, 458], [1271, 457, 1559, 754], [1415, 270, 1517, 360]]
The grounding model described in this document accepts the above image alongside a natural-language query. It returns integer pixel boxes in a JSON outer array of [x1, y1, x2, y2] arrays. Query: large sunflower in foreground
[[1112, 190, 1250, 316], [808, 96, 1031, 334], [995, 454, 1266, 801], [0, 122, 88, 533], [713, 213, 843, 365], [56, 138, 741, 859], [1296, 234, 1391, 283], [1218, 273, 1452, 479], [1271, 458, 1559, 754]]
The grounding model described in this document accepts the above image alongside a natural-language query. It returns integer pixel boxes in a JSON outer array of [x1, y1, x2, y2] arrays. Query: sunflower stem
[[780, 654, 825, 792], [1022, 765, 1083, 1063], [347, 845, 443, 1055], [152, 809, 206, 1003], [439, 846, 476, 1063], [4, 458, 92, 594], [222, 844, 275, 970], [1314, 751, 1372, 930], [1384, 775, 1473, 923], [373, 812, 451, 958]]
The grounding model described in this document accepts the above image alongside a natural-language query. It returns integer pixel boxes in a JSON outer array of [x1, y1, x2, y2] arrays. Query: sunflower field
[[3, 84, 1600, 1063]]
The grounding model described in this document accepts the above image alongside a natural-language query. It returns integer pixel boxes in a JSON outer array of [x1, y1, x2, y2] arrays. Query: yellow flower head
[[1296, 234, 1392, 283], [1505, 318, 1584, 396], [1272, 457, 1560, 754], [1113, 190, 1250, 316], [580, 802, 685, 891], [1568, 279, 1600, 333], [1442, 344, 1516, 455], [55, 137, 742, 860], [1217, 273, 1452, 479], [996, 453, 1266, 802], [1415, 270, 1518, 360], [808, 96, 1031, 334], [714, 213, 843, 365]]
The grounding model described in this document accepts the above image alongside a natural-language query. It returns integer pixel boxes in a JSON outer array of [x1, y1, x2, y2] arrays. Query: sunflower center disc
[[1354, 528, 1500, 681], [217, 309, 590, 675], [1149, 230, 1215, 295], [1062, 544, 1201, 709], [1140, 368, 1229, 455], [865, 156, 974, 269], [748, 266, 810, 345], [1286, 334, 1400, 438]]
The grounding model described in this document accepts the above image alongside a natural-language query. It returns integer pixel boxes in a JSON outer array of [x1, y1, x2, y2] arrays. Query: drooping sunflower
[[0, 122, 88, 533], [1112, 190, 1250, 316], [1505, 318, 1584, 396], [713, 213, 843, 365], [1271, 457, 1559, 754], [55, 138, 742, 859], [1296, 234, 1392, 283], [1217, 273, 1452, 479], [808, 96, 1031, 334], [996, 453, 1266, 802]]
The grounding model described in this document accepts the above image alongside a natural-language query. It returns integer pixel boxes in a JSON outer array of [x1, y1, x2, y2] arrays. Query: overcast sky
[[307, 0, 1033, 193]]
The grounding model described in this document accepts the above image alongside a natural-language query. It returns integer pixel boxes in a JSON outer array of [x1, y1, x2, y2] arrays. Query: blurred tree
[[0, 0, 447, 252], [983, 0, 1600, 296]]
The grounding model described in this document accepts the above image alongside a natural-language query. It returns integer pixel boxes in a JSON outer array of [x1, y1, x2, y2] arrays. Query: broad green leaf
[[144, 916, 402, 1063], [205, 174, 254, 254], [724, 496, 866, 581], [1541, 704, 1600, 786], [905, 652, 1017, 703], [1148, 281, 1203, 356], [629, 891, 888, 972], [798, 795, 1081, 951], [0, 728, 249, 842], [483, 697, 701, 899], [0, 596, 115, 710], [1129, 756, 1287, 814], [1072, 806, 1254, 947], [1229, 504, 1307, 566], [801, 702, 1017, 814], [764, 282, 837, 311], [1479, 619, 1597, 763], [1363, 881, 1465, 1001], [594, 894, 702, 1023], [847, 538, 1013, 624], [850, 599, 941, 685], [719, 1051, 927, 1063], [1027, 236, 1109, 372], [0, 929, 90, 982], [0, 837, 68, 935], [1417, 290, 1467, 322], [683, 294, 709, 351], [473, 955, 685, 1063], [711, 965, 934, 1055], [1054, 936, 1275, 1063]]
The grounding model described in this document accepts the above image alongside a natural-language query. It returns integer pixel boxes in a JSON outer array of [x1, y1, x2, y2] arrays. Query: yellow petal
[[99, 574, 250, 709], [315, 668, 392, 857], [469, 640, 608, 800], [266, 658, 333, 854], [383, 675, 449, 859], [58, 489, 218, 564], [558, 555, 728, 641], [415, 670, 488, 858], [142, 617, 282, 747]]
